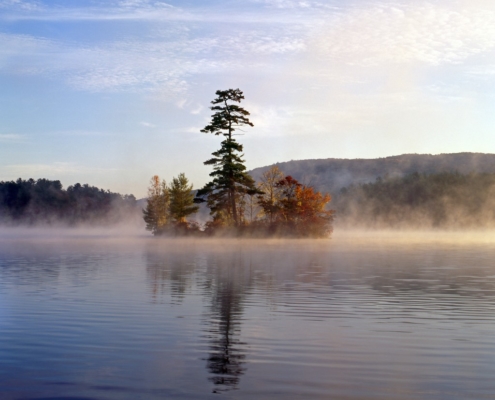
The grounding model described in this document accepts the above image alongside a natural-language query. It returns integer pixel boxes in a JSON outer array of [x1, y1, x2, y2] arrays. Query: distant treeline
[[249, 152, 495, 196], [335, 172, 495, 228], [0, 178, 138, 226]]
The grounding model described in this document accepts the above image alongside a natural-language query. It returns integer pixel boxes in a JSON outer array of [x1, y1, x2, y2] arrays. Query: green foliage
[[169, 173, 199, 223], [196, 89, 261, 226], [143, 175, 170, 235], [143, 173, 200, 235]]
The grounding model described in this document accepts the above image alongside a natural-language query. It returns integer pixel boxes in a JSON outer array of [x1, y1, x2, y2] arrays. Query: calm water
[[1, 232, 495, 399]]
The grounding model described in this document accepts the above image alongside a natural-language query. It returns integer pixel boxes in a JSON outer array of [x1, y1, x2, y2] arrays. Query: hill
[[334, 172, 495, 229], [249, 153, 495, 196]]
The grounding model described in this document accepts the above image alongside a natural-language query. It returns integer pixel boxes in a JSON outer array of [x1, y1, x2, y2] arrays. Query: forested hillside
[[249, 153, 495, 195], [334, 172, 495, 229], [0, 179, 140, 226]]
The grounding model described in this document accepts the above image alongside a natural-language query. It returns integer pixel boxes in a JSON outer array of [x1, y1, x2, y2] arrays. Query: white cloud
[[0, 0, 196, 22], [140, 121, 156, 128], [0, 32, 52, 57], [250, 0, 328, 10], [310, 3, 495, 66], [0, 25, 307, 93], [252, 0, 309, 9], [0, 133, 25, 142], [115, 0, 173, 10], [2, 0, 495, 114], [0, 0, 40, 11]]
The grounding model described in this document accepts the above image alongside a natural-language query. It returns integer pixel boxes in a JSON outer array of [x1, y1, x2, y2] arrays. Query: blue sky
[[1, 0, 495, 197]]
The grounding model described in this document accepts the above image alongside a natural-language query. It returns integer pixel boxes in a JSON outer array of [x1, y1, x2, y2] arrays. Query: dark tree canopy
[[200, 89, 253, 138], [196, 89, 261, 227], [0, 178, 138, 226]]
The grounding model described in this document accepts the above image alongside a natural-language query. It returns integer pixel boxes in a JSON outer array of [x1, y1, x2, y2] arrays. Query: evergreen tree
[[143, 175, 170, 235], [169, 173, 199, 223], [195, 89, 261, 227]]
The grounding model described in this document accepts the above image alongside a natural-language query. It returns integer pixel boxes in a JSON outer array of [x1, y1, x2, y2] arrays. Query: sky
[[1, 0, 495, 197]]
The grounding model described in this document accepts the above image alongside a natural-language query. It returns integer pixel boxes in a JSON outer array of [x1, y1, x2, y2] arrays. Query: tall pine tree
[[195, 89, 260, 227]]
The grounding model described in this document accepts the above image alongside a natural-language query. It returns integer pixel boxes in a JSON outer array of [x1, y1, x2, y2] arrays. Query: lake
[[1, 231, 495, 399]]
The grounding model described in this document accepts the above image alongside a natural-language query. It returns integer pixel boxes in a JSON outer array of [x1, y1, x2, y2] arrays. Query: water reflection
[[146, 250, 196, 303], [0, 240, 103, 290], [202, 252, 255, 392], [2, 236, 495, 399], [144, 239, 495, 396], [146, 248, 254, 392]]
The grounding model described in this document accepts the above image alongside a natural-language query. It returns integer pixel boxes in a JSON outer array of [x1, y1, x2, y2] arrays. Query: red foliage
[[262, 176, 335, 237]]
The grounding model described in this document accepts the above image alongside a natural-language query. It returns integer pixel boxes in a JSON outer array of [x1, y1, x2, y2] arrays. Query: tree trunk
[[230, 181, 238, 226]]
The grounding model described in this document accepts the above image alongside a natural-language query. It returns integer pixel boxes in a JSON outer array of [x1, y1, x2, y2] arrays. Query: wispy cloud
[[0, 133, 25, 142], [0, 24, 305, 93], [250, 0, 333, 10], [0, 0, 41, 11], [140, 121, 156, 128], [302, 3, 495, 68], [0, 0, 204, 22], [1, 1, 494, 95]]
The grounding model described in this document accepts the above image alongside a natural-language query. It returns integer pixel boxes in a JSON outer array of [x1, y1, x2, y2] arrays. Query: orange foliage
[[258, 175, 335, 237]]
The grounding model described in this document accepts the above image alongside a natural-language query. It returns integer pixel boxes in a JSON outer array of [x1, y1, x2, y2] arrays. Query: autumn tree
[[257, 165, 284, 224], [195, 89, 261, 227], [292, 184, 334, 237], [275, 176, 302, 223], [169, 173, 199, 223], [143, 175, 170, 235], [243, 192, 259, 224], [258, 175, 334, 237]]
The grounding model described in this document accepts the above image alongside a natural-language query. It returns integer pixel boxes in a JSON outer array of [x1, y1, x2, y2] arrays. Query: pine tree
[[195, 89, 261, 227], [169, 173, 199, 223], [143, 175, 170, 235]]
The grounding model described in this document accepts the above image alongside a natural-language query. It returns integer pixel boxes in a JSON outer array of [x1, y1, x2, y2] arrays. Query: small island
[[142, 88, 335, 238]]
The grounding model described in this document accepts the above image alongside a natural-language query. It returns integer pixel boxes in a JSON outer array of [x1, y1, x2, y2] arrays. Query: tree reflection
[[144, 241, 495, 394], [201, 251, 254, 392], [204, 269, 247, 392], [145, 245, 252, 393]]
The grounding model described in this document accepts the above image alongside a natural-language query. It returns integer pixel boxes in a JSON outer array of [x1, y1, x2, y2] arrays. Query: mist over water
[[1, 232, 495, 399]]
